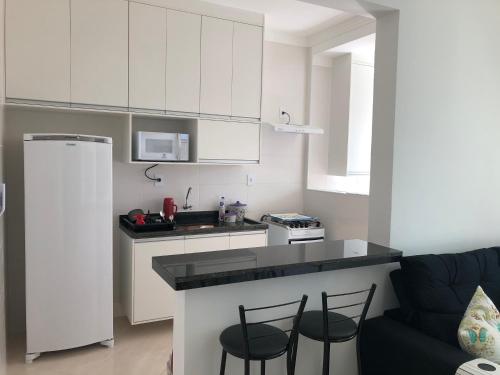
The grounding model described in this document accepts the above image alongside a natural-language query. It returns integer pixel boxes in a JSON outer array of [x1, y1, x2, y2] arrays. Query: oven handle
[[289, 238, 324, 244]]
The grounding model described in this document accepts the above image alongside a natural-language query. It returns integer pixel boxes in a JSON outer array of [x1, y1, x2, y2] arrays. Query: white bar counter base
[[172, 264, 397, 375]]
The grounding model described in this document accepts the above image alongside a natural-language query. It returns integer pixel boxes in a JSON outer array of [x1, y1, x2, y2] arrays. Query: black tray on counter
[[119, 214, 176, 232]]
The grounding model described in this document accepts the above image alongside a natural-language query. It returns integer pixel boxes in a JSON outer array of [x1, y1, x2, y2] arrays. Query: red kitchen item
[[134, 214, 146, 225], [163, 197, 178, 219]]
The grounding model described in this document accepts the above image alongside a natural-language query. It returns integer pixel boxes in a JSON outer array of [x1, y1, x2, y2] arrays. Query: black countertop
[[152, 239, 403, 291], [119, 214, 268, 239]]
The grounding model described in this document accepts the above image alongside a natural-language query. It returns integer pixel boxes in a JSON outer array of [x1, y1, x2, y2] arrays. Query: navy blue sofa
[[360, 247, 500, 375]]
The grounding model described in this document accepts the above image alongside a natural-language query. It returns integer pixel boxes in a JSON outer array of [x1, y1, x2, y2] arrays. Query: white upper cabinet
[[200, 17, 233, 116], [232, 23, 263, 119], [4, 0, 264, 121], [6, 0, 71, 102], [71, 0, 128, 107], [166, 10, 201, 114], [198, 120, 260, 162], [129, 2, 166, 111]]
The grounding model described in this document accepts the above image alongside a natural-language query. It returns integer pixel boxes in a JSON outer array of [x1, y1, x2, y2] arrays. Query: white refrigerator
[[24, 134, 114, 363]]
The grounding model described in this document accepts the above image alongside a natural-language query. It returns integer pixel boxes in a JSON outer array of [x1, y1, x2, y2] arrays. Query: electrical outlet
[[247, 174, 256, 186], [279, 106, 287, 123], [278, 105, 286, 123], [154, 174, 165, 187]]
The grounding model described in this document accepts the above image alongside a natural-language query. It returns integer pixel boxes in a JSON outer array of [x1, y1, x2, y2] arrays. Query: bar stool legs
[[220, 350, 227, 375], [323, 342, 331, 375], [298, 285, 377, 375], [261, 360, 266, 375]]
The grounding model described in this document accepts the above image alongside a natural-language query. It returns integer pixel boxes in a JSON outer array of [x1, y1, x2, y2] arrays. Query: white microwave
[[134, 131, 189, 161]]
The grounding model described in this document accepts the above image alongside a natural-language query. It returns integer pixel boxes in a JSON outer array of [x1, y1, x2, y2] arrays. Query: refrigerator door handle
[[0, 183, 5, 217]]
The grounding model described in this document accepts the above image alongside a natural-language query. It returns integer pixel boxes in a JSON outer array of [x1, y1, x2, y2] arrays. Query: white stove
[[263, 213, 325, 245]]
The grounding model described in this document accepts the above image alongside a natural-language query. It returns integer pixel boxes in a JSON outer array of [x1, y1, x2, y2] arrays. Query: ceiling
[[202, 0, 350, 38]]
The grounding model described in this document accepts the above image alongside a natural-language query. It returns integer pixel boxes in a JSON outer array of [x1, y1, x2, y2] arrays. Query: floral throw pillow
[[458, 286, 500, 364]]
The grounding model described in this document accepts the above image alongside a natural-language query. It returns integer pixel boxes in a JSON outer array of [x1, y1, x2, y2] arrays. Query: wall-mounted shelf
[[124, 114, 261, 166], [6, 101, 261, 166]]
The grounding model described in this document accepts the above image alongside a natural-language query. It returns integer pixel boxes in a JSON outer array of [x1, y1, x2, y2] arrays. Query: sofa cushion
[[458, 286, 500, 364], [399, 247, 500, 346]]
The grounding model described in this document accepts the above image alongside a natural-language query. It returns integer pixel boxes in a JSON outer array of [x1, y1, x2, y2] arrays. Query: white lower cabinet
[[185, 234, 230, 253], [229, 231, 267, 249], [121, 230, 267, 325], [121, 235, 185, 324]]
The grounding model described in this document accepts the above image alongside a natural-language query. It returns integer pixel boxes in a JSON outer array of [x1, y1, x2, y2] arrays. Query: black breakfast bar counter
[[152, 239, 403, 291]]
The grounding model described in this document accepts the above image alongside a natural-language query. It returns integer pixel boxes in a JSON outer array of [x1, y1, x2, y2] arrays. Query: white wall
[[366, 0, 500, 254], [304, 190, 369, 240], [4, 41, 310, 334], [306, 63, 370, 242]]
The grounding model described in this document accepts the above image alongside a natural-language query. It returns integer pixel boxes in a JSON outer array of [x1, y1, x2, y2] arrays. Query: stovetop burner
[[264, 213, 322, 229]]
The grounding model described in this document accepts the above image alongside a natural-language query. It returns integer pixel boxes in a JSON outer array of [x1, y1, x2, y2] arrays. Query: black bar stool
[[219, 294, 308, 375], [298, 284, 376, 375]]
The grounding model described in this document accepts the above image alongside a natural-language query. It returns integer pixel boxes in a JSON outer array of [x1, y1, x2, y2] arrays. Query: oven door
[[139, 132, 178, 161], [289, 238, 324, 244]]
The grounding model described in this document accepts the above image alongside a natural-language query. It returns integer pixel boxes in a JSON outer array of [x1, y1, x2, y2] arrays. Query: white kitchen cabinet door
[[166, 10, 201, 114], [231, 23, 263, 119], [230, 232, 267, 249], [185, 235, 230, 253], [129, 2, 166, 111], [6, 0, 70, 102], [133, 239, 184, 323], [71, 0, 128, 107], [200, 16, 233, 116], [198, 120, 260, 162]]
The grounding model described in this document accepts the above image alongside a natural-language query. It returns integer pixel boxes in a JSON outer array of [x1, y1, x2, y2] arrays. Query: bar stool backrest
[[238, 295, 308, 363], [321, 284, 377, 343]]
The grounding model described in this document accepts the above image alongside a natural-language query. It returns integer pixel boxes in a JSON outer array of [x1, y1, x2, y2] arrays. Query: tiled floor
[[6, 318, 172, 375]]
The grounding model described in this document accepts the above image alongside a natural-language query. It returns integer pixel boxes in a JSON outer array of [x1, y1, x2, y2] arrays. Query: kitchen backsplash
[[115, 126, 305, 220]]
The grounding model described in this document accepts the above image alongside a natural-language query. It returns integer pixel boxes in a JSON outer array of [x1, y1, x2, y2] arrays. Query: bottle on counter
[[218, 196, 225, 223]]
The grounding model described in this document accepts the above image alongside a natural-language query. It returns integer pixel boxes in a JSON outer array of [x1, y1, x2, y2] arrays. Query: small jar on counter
[[228, 201, 247, 223]]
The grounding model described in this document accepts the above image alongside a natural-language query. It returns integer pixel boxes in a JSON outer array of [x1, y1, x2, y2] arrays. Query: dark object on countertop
[[360, 246, 500, 375], [120, 210, 268, 239], [127, 209, 144, 222], [120, 214, 176, 232], [219, 294, 308, 375], [152, 239, 402, 291], [298, 284, 376, 375]]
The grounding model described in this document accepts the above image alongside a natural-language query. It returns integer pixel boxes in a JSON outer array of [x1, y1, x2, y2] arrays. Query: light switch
[[247, 174, 256, 186]]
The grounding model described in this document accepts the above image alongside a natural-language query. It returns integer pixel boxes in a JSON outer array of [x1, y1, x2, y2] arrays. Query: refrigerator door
[[24, 138, 113, 354]]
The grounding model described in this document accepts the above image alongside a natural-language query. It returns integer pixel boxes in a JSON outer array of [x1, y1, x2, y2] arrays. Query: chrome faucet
[[183, 187, 193, 210]]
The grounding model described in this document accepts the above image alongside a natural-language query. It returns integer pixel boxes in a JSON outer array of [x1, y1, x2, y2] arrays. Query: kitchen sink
[[179, 224, 216, 230], [175, 211, 220, 226]]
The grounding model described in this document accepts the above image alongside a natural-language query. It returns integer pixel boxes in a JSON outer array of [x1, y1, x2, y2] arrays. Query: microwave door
[[142, 134, 176, 161]]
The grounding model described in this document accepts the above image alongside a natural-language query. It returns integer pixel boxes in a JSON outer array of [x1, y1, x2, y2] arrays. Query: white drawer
[[133, 239, 184, 323], [229, 231, 267, 249], [185, 234, 230, 253]]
